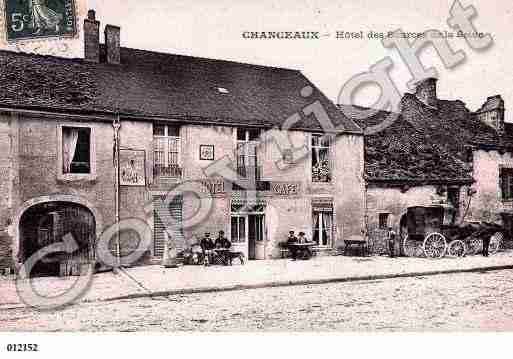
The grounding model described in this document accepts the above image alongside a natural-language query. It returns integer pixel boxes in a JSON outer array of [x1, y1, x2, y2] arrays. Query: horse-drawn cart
[[401, 205, 504, 258]]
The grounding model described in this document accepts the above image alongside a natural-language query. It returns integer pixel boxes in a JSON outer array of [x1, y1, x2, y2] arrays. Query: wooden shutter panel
[[153, 195, 184, 258]]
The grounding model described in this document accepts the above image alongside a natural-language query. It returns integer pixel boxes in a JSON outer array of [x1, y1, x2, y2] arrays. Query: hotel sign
[[4, 0, 77, 41], [271, 182, 300, 196], [201, 179, 226, 195]]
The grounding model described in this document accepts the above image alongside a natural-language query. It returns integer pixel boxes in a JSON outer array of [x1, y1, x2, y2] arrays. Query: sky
[[88, 0, 512, 116]]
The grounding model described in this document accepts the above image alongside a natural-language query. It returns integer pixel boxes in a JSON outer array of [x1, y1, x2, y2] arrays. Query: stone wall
[[366, 184, 468, 255]]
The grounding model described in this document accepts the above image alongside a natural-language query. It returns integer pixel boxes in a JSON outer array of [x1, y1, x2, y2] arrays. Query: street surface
[[1, 270, 513, 331]]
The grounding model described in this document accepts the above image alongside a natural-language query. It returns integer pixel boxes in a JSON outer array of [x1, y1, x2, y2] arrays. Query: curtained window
[[312, 209, 333, 247], [63, 127, 90, 174], [311, 134, 331, 182]]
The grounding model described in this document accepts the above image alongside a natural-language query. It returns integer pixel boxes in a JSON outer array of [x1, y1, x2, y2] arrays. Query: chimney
[[84, 9, 100, 63], [476, 95, 505, 134], [414, 77, 438, 108], [104, 25, 121, 65]]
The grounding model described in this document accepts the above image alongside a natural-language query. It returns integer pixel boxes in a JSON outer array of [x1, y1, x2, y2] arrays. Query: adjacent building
[[340, 78, 513, 253]]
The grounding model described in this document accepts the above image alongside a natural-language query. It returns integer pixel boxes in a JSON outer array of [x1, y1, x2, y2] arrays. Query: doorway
[[248, 214, 265, 260], [19, 201, 96, 277], [230, 204, 265, 260]]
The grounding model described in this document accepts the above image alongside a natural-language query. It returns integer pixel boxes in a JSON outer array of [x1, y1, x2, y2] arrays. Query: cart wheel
[[402, 235, 414, 257], [448, 240, 466, 257], [423, 232, 447, 258], [489, 232, 503, 255]]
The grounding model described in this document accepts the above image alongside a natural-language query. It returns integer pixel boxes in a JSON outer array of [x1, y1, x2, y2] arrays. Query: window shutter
[[153, 195, 184, 258]]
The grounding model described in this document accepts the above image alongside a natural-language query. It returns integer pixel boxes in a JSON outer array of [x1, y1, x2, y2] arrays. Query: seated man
[[287, 230, 298, 260], [215, 230, 231, 249], [297, 232, 312, 259], [200, 232, 215, 265], [215, 230, 231, 265]]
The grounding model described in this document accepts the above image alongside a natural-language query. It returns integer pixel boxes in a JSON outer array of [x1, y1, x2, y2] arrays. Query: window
[[231, 216, 246, 243], [312, 210, 333, 247], [153, 124, 181, 178], [236, 128, 261, 180], [501, 168, 513, 201], [447, 187, 460, 209], [311, 134, 331, 182], [62, 127, 91, 174], [378, 213, 389, 229]]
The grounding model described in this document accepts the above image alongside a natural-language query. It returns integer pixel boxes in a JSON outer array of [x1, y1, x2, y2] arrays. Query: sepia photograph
[[0, 0, 512, 357]]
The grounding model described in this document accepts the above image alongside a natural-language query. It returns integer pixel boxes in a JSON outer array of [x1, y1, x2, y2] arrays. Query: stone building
[[341, 78, 513, 254], [0, 12, 365, 275]]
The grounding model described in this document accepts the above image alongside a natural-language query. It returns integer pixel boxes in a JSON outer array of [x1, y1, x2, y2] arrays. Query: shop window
[[378, 213, 389, 229], [500, 168, 513, 201], [311, 134, 331, 183], [62, 127, 91, 174], [231, 216, 246, 243], [312, 210, 333, 247]]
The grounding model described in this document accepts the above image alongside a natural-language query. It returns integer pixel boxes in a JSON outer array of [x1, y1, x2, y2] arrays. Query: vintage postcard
[[0, 0, 512, 357]]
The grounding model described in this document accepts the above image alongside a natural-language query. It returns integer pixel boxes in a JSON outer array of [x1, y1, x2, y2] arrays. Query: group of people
[[200, 231, 232, 266], [286, 230, 313, 260]]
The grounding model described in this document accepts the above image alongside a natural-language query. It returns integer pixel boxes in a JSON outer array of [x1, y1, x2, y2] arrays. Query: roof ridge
[[0, 46, 302, 73], [118, 46, 301, 73], [0, 48, 86, 63]]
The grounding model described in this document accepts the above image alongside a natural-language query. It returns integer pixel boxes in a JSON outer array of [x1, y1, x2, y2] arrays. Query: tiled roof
[[400, 93, 502, 157], [339, 104, 473, 184], [476, 95, 504, 113], [0, 47, 361, 133]]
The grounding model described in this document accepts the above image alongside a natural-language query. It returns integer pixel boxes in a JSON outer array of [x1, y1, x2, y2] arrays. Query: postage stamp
[[3, 0, 76, 41]]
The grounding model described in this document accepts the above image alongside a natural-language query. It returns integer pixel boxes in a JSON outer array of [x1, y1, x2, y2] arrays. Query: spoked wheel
[[402, 234, 415, 257], [423, 232, 447, 259], [402, 234, 424, 257], [448, 240, 466, 257], [489, 232, 503, 255]]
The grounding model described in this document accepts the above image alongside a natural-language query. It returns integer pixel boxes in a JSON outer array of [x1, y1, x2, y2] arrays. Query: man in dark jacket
[[215, 230, 231, 265], [215, 230, 231, 249], [388, 227, 396, 258], [200, 232, 215, 265], [287, 230, 298, 260]]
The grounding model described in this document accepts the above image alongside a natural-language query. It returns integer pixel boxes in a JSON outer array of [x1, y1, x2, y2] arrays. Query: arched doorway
[[19, 202, 96, 277]]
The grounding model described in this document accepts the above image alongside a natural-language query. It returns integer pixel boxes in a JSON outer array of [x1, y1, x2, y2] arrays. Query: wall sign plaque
[[4, 0, 77, 41], [120, 149, 146, 187], [271, 182, 300, 196], [199, 144, 214, 160]]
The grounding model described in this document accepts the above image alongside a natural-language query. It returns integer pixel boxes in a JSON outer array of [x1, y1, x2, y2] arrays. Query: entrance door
[[248, 215, 256, 260], [231, 215, 248, 258], [248, 214, 265, 260]]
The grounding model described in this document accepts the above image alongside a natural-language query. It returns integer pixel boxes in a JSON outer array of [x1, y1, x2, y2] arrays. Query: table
[[288, 242, 316, 260], [213, 248, 231, 265], [343, 239, 367, 256]]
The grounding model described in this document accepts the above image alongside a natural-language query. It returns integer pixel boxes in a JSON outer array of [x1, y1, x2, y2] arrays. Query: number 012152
[[6, 344, 39, 352]]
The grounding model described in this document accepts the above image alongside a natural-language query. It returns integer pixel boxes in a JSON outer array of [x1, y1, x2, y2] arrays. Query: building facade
[[0, 11, 365, 275]]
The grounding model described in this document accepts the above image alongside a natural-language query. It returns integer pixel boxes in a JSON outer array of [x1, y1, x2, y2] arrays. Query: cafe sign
[[271, 181, 300, 196]]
